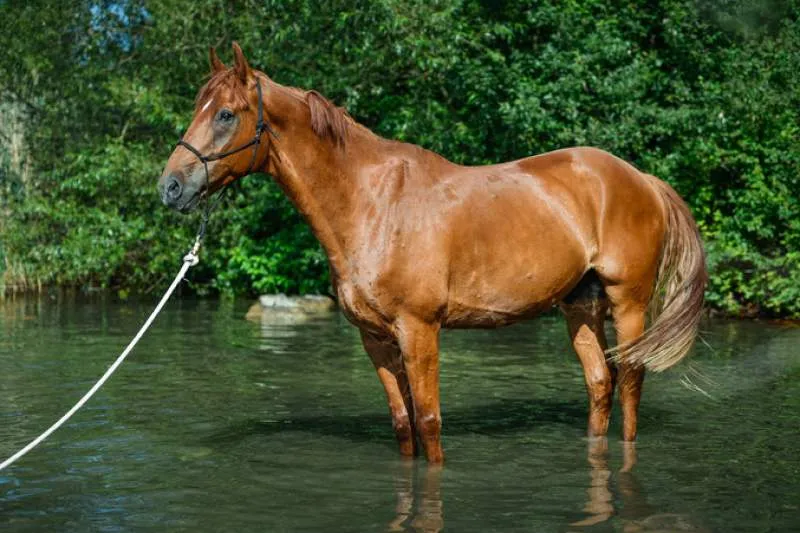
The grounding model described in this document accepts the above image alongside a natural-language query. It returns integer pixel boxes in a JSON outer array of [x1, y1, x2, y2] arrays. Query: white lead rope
[[0, 237, 202, 472]]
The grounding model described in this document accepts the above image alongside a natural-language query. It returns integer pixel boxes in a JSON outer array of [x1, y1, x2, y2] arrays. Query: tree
[[1, 0, 798, 316]]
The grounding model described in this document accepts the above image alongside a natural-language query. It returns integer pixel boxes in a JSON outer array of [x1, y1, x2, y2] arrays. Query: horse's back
[[439, 147, 667, 326]]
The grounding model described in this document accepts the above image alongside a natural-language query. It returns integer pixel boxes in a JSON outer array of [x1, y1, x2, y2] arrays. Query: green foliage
[[0, 0, 798, 316]]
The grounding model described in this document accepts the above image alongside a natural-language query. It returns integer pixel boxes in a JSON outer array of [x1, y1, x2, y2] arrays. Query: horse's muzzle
[[159, 175, 183, 207]]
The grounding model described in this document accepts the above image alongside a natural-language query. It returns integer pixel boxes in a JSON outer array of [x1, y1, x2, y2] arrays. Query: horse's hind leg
[[603, 289, 647, 442], [561, 273, 616, 438], [360, 329, 417, 457]]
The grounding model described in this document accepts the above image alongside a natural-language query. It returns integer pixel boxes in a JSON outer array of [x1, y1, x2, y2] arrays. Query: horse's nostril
[[166, 176, 182, 201]]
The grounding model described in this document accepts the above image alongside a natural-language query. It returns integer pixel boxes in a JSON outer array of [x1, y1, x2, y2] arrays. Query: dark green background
[[1, 0, 798, 317]]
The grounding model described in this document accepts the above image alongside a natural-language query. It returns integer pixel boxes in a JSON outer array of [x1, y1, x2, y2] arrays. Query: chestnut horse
[[159, 44, 706, 463]]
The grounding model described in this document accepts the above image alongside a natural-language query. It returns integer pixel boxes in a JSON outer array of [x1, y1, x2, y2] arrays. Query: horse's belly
[[443, 230, 587, 328], [443, 297, 554, 328], [443, 272, 573, 328]]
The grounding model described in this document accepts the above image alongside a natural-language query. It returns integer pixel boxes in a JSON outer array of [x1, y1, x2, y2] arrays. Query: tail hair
[[614, 179, 708, 372]]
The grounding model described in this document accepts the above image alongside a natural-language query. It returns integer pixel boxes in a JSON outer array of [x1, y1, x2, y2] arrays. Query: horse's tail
[[616, 178, 708, 372]]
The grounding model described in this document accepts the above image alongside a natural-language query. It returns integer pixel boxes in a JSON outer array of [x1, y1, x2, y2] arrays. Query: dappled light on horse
[[159, 43, 707, 463]]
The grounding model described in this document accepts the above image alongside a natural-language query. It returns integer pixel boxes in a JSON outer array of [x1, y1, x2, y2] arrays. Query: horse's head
[[158, 42, 269, 213]]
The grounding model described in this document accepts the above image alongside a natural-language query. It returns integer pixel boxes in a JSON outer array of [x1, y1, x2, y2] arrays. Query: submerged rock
[[245, 293, 336, 322]]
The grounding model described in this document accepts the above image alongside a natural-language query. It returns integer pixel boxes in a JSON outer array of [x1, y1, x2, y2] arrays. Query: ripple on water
[[1, 298, 799, 532]]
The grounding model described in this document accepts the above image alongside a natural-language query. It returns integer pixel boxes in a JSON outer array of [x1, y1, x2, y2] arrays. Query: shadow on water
[[205, 399, 673, 456], [205, 397, 591, 446], [204, 392, 673, 450]]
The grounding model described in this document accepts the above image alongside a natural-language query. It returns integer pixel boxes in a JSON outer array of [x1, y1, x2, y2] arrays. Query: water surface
[[1, 295, 798, 532]]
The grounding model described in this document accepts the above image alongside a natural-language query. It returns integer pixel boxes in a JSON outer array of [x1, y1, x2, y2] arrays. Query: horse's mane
[[305, 90, 352, 147], [285, 86, 352, 147], [196, 70, 353, 147]]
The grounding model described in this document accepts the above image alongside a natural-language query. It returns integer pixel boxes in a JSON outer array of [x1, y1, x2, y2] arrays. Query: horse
[[159, 43, 706, 463]]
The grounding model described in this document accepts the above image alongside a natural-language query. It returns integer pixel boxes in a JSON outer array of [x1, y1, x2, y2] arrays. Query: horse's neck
[[259, 80, 386, 282]]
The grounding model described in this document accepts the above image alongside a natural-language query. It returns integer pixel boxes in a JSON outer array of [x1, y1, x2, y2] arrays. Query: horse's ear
[[209, 46, 226, 73], [232, 41, 251, 82]]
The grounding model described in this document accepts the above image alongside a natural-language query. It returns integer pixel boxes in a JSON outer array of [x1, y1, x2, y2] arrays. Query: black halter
[[176, 78, 278, 238]]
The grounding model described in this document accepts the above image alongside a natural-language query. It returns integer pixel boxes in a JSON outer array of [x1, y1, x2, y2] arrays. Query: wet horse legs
[[396, 316, 444, 463], [561, 297, 616, 438], [361, 330, 417, 456], [606, 296, 647, 442]]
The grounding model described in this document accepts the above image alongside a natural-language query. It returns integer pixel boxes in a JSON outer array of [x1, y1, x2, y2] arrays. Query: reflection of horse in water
[[161, 42, 707, 462], [389, 464, 443, 533], [570, 439, 710, 533], [384, 440, 708, 533]]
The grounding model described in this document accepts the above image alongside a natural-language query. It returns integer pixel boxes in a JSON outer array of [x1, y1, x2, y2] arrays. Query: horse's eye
[[217, 109, 234, 123]]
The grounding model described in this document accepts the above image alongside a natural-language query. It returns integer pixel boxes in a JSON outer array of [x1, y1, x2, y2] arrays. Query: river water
[[1, 296, 798, 532]]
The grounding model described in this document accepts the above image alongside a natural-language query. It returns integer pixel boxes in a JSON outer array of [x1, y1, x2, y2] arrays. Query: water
[[1, 295, 799, 532]]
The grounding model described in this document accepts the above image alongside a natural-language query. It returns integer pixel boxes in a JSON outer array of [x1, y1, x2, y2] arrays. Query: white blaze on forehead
[[200, 98, 214, 113]]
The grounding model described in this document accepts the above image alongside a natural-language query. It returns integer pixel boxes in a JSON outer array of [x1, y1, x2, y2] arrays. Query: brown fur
[[197, 71, 352, 147], [160, 44, 708, 463], [612, 178, 708, 371], [194, 70, 250, 111]]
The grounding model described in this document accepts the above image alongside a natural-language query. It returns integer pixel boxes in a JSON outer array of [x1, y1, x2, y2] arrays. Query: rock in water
[[245, 294, 336, 322]]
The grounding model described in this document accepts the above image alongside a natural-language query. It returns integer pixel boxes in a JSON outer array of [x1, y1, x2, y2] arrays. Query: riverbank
[[3, 287, 799, 322]]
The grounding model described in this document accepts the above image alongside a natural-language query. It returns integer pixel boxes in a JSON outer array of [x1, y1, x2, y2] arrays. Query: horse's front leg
[[396, 316, 444, 463], [360, 329, 417, 457]]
